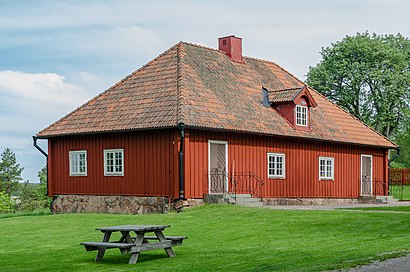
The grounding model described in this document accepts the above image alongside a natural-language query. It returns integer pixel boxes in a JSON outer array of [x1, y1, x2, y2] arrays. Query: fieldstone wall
[[51, 195, 169, 214], [203, 194, 225, 204], [263, 198, 360, 206], [174, 198, 204, 211]]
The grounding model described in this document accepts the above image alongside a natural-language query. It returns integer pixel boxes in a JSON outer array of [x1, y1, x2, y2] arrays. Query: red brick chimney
[[218, 35, 243, 63]]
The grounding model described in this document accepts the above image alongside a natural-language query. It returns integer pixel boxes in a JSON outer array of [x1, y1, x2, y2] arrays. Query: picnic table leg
[[96, 231, 112, 261], [119, 231, 133, 243], [128, 232, 144, 264], [154, 230, 176, 257]]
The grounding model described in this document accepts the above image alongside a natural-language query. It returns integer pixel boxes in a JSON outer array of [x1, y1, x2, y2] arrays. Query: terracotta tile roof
[[37, 42, 396, 148], [268, 87, 303, 103]]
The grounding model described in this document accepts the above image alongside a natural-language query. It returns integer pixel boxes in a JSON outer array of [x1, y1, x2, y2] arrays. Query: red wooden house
[[35, 36, 397, 213]]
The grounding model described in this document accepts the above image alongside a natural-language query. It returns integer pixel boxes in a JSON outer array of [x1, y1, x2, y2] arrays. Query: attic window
[[296, 105, 307, 126]]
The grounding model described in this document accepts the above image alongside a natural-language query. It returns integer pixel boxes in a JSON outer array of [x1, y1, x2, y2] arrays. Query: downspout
[[178, 123, 185, 199], [387, 147, 401, 196], [32, 136, 48, 195], [388, 147, 401, 165]]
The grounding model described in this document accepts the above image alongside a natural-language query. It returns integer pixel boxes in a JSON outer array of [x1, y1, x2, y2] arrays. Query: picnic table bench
[[81, 225, 187, 264]]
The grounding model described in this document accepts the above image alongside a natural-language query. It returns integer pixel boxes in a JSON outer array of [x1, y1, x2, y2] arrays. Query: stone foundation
[[263, 198, 360, 206], [174, 198, 204, 211], [204, 194, 225, 204], [51, 195, 369, 213], [51, 195, 170, 214]]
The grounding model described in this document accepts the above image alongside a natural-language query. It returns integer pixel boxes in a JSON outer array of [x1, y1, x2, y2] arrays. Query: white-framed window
[[69, 150, 87, 176], [267, 153, 285, 179], [296, 105, 308, 126], [319, 157, 334, 180], [104, 149, 124, 176]]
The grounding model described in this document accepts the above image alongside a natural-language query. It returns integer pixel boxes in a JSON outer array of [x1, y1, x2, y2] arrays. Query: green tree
[[17, 166, 49, 212], [38, 165, 47, 184], [0, 191, 14, 213], [37, 166, 49, 205], [306, 32, 410, 138], [392, 118, 410, 168], [0, 148, 24, 195]]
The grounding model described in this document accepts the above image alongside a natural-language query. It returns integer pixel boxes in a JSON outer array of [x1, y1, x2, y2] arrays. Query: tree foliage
[[0, 191, 14, 213], [0, 148, 24, 195], [17, 166, 49, 212], [306, 32, 410, 138], [392, 117, 410, 168]]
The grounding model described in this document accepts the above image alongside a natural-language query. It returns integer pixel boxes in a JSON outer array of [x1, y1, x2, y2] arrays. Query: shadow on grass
[[80, 251, 173, 265], [0, 209, 51, 219]]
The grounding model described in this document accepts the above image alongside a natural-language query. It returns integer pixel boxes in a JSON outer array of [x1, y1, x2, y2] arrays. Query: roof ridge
[[37, 43, 180, 137], [268, 86, 303, 92], [180, 41, 220, 52], [244, 55, 305, 84]]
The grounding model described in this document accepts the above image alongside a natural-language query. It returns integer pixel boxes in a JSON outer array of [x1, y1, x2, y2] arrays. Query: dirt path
[[265, 201, 410, 211], [332, 254, 410, 272]]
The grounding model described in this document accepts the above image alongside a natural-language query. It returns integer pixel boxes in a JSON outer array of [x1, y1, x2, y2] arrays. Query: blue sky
[[1, 0, 410, 183]]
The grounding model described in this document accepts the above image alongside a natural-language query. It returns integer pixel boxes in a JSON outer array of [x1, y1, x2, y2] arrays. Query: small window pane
[[319, 157, 334, 180], [104, 149, 124, 176], [296, 105, 308, 126], [69, 151, 87, 176], [267, 153, 285, 179]]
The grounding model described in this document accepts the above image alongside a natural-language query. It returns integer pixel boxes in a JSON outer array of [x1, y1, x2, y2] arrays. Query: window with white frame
[[104, 149, 124, 176], [69, 150, 87, 176], [319, 157, 334, 180], [296, 105, 308, 126], [267, 153, 285, 178]]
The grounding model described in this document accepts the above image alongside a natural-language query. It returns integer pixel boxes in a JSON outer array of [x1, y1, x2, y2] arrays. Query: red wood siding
[[274, 103, 294, 127], [48, 129, 179, 197], [47, 128, 388, 200], [184, 129, 388, 199]]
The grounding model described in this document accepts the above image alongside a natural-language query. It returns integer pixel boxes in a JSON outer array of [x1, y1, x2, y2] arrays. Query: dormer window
[[264, 85, 317, 131], [296, 105, 308, 126]]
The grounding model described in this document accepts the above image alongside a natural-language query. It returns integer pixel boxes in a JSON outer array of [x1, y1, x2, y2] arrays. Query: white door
[[361, 155, 373, 195], [208, 141, 228, 194]]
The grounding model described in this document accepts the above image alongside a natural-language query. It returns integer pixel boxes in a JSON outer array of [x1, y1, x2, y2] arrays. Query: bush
[[16, 181, 50, 212], [0, 191, 14, 213]]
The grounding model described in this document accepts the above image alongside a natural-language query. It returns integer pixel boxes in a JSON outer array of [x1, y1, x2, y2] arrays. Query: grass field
[[0, 205, 409, 271]]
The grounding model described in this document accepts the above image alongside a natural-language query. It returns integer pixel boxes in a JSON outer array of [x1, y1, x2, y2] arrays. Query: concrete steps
[[381, 196, 399, 204], [359, 195, 400, 204], [358, 196, 377, 204], [234, 194, 263, 208]]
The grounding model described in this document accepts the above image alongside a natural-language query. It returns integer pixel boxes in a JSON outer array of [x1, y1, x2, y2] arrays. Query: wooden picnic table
[[81, 225, 187, 264]]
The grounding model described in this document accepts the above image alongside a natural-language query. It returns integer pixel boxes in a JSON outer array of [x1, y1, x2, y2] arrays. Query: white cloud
[[0, 70, 99, 182], [64, 26, 163, 60], [0, 70, 91, 106]]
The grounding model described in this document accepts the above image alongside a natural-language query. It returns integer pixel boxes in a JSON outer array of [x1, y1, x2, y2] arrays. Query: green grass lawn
[[0, 205, 409, 272], [390, 185, 410, 200]]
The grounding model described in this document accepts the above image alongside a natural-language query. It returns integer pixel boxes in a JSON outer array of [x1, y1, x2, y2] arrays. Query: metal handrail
[[207, 171, 264, 203]]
